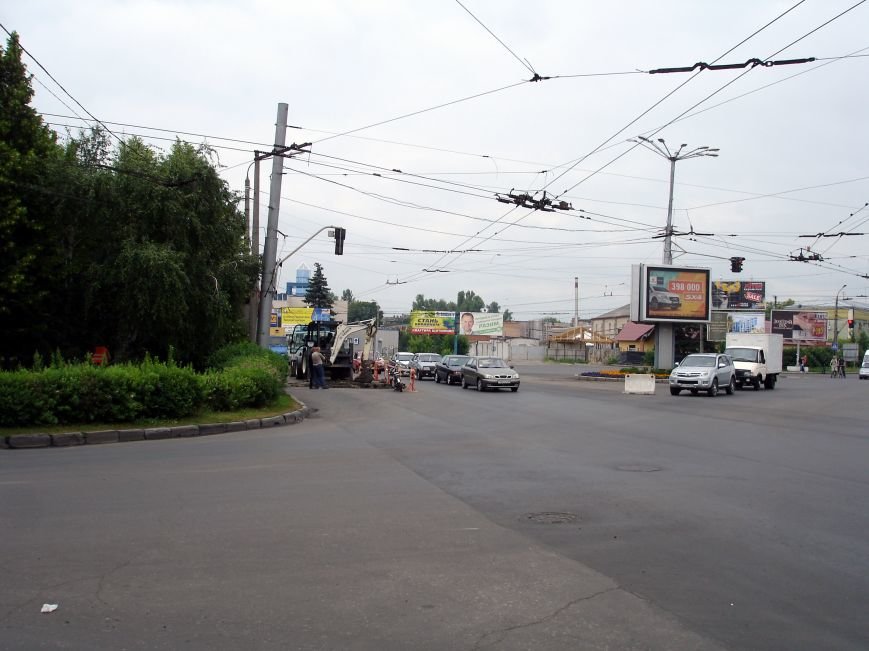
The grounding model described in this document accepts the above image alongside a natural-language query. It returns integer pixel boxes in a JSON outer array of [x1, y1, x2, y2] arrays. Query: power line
[[454, 0, 536, 76]]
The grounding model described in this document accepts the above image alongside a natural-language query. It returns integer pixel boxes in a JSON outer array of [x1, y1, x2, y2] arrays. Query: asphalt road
[[1, 365, 866, 650]]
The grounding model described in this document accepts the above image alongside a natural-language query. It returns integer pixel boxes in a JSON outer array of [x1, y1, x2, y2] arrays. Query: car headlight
[[483, 374, 494, 379]]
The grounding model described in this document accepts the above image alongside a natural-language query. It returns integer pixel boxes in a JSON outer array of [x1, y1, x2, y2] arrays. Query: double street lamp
[[629, 136, 719, 264]]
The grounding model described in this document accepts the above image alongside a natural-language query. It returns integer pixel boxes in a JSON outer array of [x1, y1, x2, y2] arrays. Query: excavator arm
[[328, 318, 377, 365]]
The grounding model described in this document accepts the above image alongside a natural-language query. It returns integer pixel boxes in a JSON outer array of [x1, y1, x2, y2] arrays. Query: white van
[[860, 351, 869, 380]]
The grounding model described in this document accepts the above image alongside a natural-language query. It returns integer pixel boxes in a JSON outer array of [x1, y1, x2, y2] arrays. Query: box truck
[[724, 333, 784, 390]]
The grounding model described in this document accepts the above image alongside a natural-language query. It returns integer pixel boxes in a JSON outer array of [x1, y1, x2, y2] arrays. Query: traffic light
[[334, 227, 346, 255], [729, 256, 745, 273], [848, 318, 854, 332]]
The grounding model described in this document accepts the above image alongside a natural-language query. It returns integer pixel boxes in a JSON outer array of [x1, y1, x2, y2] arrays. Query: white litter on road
[[40, 604, 58, 613]]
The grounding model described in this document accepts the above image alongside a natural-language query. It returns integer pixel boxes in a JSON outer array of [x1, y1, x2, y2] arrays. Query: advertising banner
[[771, 310, 828, 342], [459, 312, 504, 336], [727, 312, 766, 334], [279, 307, 331, 333], [712, 280, 766, 310], [410, 311, 456, 335], [641, 266, 711, 322]]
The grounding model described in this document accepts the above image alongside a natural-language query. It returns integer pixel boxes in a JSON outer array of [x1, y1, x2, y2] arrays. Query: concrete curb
[[575, 374, 670, 384], [1, 402, 312, 451]]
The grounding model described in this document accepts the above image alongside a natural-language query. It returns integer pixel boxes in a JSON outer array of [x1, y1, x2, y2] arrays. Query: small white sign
[[352, 337, 360, 345]]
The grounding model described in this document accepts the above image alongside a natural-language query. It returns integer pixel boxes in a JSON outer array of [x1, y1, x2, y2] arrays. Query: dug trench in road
[[300, 373, 869, 651]]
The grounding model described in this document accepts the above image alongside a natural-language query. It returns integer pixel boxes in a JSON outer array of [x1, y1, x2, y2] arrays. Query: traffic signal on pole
[[729, 256, 744, 273], [848, 318, 854, 331], [334, 227, 346, 255]]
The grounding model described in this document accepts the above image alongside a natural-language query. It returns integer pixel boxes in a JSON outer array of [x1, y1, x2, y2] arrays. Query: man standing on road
[[311, 346, 328, 389], [838, 356, 846, 378]]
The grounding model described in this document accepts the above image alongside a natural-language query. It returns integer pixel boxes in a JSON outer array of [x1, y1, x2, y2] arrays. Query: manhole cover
[[524, 512, 578, 524], [614, 464, 662, 472]]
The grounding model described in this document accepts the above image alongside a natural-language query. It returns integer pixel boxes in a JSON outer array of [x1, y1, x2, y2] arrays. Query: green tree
[[341, 288, 354, 302], [456, 290, 485, 312], [0, 33, 63, 363], [348, 300, 379, 322], [304, 262, 334, 309], [503, 308, 513, 321]]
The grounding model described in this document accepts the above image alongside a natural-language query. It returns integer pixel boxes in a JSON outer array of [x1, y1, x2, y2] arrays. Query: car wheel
[[511, 387, 518, 392], [725, 376, 735, 395], [707, 378, 719, 397], [752, 375, 761, 391], [435, 372, 441, 384], [462, 377, 468, 389], [650, 297, 659, 309], [764, 375, 776, 390], [476, 379, 484, 392], [670, 387, 681, 396]]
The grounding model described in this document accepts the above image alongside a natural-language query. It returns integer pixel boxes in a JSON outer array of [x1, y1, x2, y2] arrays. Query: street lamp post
[[630, 137, 719, 368], [630, 137, 720, 264]]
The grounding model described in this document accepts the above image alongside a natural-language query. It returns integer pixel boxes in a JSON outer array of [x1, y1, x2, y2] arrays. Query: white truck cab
[[724, 333, 784, 390]]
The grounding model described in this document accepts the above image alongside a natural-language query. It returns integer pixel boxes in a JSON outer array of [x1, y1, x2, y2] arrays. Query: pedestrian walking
[[838, 356, 846, 378], [311, 346, 329, 389], [830, 357, 838, 378]]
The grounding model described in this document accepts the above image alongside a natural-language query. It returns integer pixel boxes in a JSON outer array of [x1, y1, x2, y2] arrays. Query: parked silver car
[[669, 353, 736, 397], [411, 352, 442, 380], [461, 357, 520, 392]]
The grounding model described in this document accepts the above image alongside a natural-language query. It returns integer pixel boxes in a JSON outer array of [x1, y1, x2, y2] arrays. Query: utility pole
[[574, 277, 579, 328], [834, 284, 847, 353], [257, 103, 289, 348], [630, 136, 719, 368], [252, 154, 261, 256]]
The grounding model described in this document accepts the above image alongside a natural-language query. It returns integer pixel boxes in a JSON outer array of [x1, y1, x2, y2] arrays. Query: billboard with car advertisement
[[727, 312, 766, 333], [771, 310, 828, 342], [409, 311, 456, 335], [712, 280, 765, 310], [640, 265, 711, 322]]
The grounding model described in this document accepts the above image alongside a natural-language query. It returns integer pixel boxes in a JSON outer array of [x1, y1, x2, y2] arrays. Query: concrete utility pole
[[834, 284, 847, 352], [257, 103, 290, 348], [631, 136, 719, 368], [574, 277, 579, 328]]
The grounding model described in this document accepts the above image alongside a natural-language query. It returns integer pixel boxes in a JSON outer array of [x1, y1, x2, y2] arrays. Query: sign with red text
[[640, 265, 711, 323]]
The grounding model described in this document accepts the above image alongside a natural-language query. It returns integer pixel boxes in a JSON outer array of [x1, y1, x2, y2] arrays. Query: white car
[[669, 353, 736, 397]]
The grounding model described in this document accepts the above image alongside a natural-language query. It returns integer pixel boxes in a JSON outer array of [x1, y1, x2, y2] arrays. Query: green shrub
[[0, 346, 285, 428]]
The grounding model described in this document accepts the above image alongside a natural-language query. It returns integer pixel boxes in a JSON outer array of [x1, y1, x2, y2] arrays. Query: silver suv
[[669, 353, 736, 397], [411, 353, 442, 380]]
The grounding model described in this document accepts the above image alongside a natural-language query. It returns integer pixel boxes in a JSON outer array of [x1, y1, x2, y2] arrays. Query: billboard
[[727, 312, 766, 334], [280, 307, 331, 331], [459, 312, 504, 336], [712, 280, 765, 310], [771, 310, 828, 342], [410, 311, 456, 335], [640, 265, 711, 323]]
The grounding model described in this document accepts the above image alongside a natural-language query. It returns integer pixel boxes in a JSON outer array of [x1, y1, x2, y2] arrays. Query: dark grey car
[[461, 357, 520, 392], [434, 355, 470, 385], [411, 353, 442, 380]]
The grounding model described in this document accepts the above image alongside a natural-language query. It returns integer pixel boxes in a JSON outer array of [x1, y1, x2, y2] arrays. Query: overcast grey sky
[[5, 1, 869, 318]]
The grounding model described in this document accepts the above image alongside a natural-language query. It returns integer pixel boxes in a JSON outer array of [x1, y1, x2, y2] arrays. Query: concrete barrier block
[[7, 434, 52, 449], [198, 423, 228, 436], [225, 421, 247, 433], [144, 427, 172, 440], [51, 432, 85, 447], [624, 374, 656, 395], [118, 429, 145, 442], [84, 430, 119, 445], [245, 419, 262, 429], [261, 415, 286, 427]]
